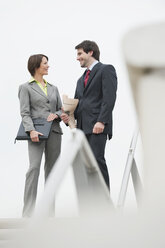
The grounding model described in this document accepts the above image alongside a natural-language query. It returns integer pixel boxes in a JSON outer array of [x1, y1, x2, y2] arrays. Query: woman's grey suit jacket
[[18, 80, 62, 133]]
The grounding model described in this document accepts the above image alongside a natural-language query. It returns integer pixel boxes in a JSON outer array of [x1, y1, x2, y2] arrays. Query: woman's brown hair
[[28, 54, 48, 76]]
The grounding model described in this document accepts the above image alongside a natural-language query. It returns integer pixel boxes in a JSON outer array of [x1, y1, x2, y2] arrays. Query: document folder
[[15, 118, 52, 141]]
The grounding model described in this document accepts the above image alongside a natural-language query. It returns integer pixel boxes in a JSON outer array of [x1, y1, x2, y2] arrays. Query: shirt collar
[[88, 60, 99, 71], [29, 77, 48, 85]]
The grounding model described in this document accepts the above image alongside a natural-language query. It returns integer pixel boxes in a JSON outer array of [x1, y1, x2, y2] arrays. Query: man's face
[[76, 48, 93, 68]]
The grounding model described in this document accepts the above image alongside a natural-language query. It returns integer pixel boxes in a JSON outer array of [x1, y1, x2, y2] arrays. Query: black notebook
[[15, 118, 52, 141]]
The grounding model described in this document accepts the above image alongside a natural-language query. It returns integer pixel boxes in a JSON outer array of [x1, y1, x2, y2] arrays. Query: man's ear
[[88, 50, 93, 56]]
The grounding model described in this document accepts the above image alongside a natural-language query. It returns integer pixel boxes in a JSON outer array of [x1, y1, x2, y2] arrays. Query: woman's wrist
[[30, 130, 36, 134]]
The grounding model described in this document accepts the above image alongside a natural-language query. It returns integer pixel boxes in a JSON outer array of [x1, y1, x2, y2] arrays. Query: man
[[74, 40, 117, 189]]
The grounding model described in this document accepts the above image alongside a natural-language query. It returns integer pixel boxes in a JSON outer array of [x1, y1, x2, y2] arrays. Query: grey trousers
[[22, 129, 61, 217]]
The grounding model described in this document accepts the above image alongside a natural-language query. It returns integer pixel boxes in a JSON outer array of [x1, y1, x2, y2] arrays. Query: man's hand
[[61, 113, 69, 124], [30, 130, 43, 142], [93, 122, 105, 134], [47, 113, 58, 122], [61, 107, 69, 124]]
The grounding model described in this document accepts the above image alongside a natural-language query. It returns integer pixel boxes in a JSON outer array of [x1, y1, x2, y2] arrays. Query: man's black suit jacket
[[74, 62, 117, 139]]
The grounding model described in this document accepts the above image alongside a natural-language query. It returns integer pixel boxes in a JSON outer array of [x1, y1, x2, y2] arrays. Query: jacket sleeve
[[18, 84, 35, 132], [97, 65, 117, 124]]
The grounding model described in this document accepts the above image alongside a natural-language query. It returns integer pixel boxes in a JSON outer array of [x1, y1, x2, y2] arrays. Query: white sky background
[[0, 0, 165, 218]]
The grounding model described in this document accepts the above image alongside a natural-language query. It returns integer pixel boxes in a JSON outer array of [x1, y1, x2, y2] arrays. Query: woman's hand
[[30, 130, 43, 142], [47, 113, 58, 122]]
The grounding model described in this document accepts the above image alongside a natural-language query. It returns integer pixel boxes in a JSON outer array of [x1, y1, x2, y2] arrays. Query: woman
[[18, 54, 68, 217]]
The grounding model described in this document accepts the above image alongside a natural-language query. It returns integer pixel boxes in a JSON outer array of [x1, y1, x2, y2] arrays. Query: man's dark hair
[[27, 54, 48, 76], [75, 40, 100, 61]]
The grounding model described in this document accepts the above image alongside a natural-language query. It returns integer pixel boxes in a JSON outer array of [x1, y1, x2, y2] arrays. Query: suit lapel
[[79, 71, 86, 95], [47, 83, 53, 98], [84, 62, 101, 91], [29, 82, 48, 100]]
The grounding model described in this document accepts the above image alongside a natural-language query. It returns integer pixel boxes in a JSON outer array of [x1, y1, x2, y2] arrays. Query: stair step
[[0, 219, 28, 229], [0, 229, 24, 240]]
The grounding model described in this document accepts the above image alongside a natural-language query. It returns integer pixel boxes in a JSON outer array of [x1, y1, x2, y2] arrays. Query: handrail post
[[117, 128, 141, 208]]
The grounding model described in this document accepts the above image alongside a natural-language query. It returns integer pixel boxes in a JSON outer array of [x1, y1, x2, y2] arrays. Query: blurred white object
[[123, 22, 165, 211], [34, 129, 113, 218], [118, 128, 143, 208]]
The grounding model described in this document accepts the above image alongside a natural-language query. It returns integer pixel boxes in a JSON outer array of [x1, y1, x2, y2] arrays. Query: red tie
[[84, 70, 90, 87]]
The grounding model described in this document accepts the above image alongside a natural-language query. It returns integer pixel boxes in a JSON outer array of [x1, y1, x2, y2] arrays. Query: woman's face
[[35, 56, 49, 76]]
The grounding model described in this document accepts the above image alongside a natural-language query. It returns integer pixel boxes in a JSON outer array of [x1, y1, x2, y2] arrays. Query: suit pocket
[[51, 123, 63, 135]]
